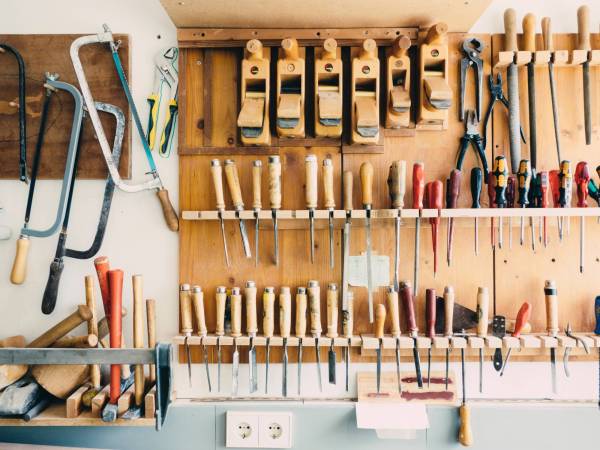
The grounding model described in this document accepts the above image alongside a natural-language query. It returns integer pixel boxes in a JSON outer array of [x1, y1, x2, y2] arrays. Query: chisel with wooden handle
[[400, 280, 423, 388], [504, 8, 522, 173], [245, 281, 258, 393], [375, 303, 386, 394], [224, 159, 252, 258], [308, 280, 323, 391], [342, 171, 353, 310], [323, 158, 336, 269], [327, 283, 338, 384], [545, 280, 558, 394], [269, 155, 282, 266], [387, 286, 401, 393], [500, 302, 531, 376], [231, 286, 242, 396], [191, 286, 211, 391], [444, 286, 454, 390], [296, 286, 307, 395], [211, 160, 230, 266], [252, 160, 262, 266], [578, 5, 592, 145], [280, 286, 291, 397], [426, 288, 436, 387], [476, 287, 489, 393], [361, 162, 374, 322], [388, 161, 406, 291], [215, 286, 226, 392], [180, 283, 193, 387], [263, 286, 275, 394], [305, 155, 318, 263], [342, 290, 354, 392]]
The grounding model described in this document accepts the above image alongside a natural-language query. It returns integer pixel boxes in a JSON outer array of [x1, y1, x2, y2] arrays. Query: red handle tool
[[426, 180, 443, 276], [512, 302, 531, 338], [108, 269, 123, 405], [575, 162, 590, 207]]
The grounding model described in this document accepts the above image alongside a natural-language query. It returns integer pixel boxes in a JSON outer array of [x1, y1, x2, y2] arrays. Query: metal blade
[[309, 211, 315, 263], [366, 215, 374, 323], [413, 217, 421, 297], [232, 341, 239, 397], [202, 340, 212, 392], [548, 63, 562, 165], [427, 348, 431, 388], [273, 212, 279, 266], [500, 348, 512, 377], [394, 216, 400, 291], [395, 338, 401, 393], [297, 340, 303, 396], [345, 342, 351, 392], [551, 348, 557, 394], [341, 218, 351, 310], [583, 62, 591, 145], [282, 339, 288, 397], [254, 215, 260, 266], [329, 213, 334, 269], [219, 216, 230, 267], [445, 348, 450, 390], [507, 63, 521, 173], [413, 339, 423, 388], [238, 215, 252, 258], [376, 342, 382, 394], [315, 339, 322, 392], [479, 348, 483, 393], [265, 339, 270, 394], [217, 337, 222, 392], [328, 342, 336, 384], [248, 338, 257, 393], [185, 337, 192, 388], [527, 63, 537, 168]]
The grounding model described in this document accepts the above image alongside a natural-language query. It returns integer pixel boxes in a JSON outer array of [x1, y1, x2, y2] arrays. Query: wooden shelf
[[494, 47, 600, 70]]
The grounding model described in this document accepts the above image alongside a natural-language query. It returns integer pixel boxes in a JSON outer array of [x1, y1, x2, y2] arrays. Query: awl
[[387, 161, 406, 291], [252, 160, 262, 266], [305, 155, 318, 263]]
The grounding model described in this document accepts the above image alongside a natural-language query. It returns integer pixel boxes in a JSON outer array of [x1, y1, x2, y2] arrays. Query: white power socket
[[226, 411, 293, 449]]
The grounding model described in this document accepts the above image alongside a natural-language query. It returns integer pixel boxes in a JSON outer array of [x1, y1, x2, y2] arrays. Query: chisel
[[577, 5, 592, 145], [210, 160, 230, 266], [230, 286, 242, 397], [425, 289, 436, 388], [575, 162, 589, 273], [443, 286, 454, 390], [517, 160, 532, 247], [215, 286, 227, 392], [387, 286, 402, 393], [412, 163, 425, 297], [263, 286, 275, 394], [342, 171, 353, 310], [426, 181, 443, 277], [280, 286, 291, 397], [224, 159, 252, 258], [504, 8, 522, 173], [387, 161, 406, 291], [375, 303, 386, 394], [305, 155, 318, 263], [400, 280, 423, 388], [327, 283, 338, 384], [471, 168, 482, 255], [191, 285, 211, 391], [544, 280, 558, 394], [541, 17, 562, 165], [323, 158, 336, 269], [476, 287, 489, 393], [252, 160, 262, 266], [179, 283, 193, 387], [308, 280, 323, 391], [269, 155, 282, 266], [343, 290, 354, 392], [446, 169, 461, 267], [500, 302, 531, 376], [296, 286, 307, 396], [245, 281, 258, 393], [523, 13, 538, 169], [360, 162, 375, 322]]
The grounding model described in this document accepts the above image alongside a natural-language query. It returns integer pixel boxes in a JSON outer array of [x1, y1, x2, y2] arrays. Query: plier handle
[[456, 110, 489, 181]]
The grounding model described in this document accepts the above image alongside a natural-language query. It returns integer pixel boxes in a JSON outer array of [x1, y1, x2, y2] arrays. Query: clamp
[[456, 109, 489, 181], [459, 38, 484, 122], [563, 322, 590, 377]]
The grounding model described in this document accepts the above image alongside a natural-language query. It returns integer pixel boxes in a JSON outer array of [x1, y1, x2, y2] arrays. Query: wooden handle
[[412, 162, 425, 209], [281, 38, 299, 60], [156, 189, 179, 232], [425, 289, 436, 339], [245, 281, 258, 335], [360, 162, 374, 208], [504, 8, 519, 52], [146, 298, 157, 383], [343, 170, 353, 211], [522, 13, 537, 52], [252, 160, 262, 210], [52, 334, 98, 348], [247, 39, 264, 59], [578, 5, 591, 51], [296, 287, 307, 338], [425, 23, 448, 45], [263, 287, 275, 338], [541, 17, 553, 51], [444, 286, 455, 337], [0, 335, 26, 348], [375, 303, 386, 339], [512, 302, 532, 338], [224, 159, 244, 209], [387, 160, 406, 209], [132, 274, 145, 406], [230, 287, 242, 337], [93, 256, 111, 322], [215, 286, 227, 336], [279, 286, 291, 338], [476, 287, 489, 338], [210, 159, 226, 210], [544, 280, 558, 336], [307, 280, 322, 336], [97, 307, 127, 343], [326, 283, 339, 338], [191, 287, 207, 336], [459, 403, 473, 446], [323, 158, 335, 209], [387, 287, 401, 337], [107, 269, 123, 404], [399, 281, 418, 335], [392, 35, 411, 58], [359, 38, 377, 59], [84, 275, 100, 388], [10, 237, 29, 284], [305, 154, 318, 208], [342, 291, 354, 338], [268, 155, 282, 210], [179, 284, 192, 334], [323, 38, 338, 59], [28, 305, 92, 348]]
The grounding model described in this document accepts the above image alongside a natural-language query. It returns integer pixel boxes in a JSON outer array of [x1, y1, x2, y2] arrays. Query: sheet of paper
[[355, 402, 429, 430]]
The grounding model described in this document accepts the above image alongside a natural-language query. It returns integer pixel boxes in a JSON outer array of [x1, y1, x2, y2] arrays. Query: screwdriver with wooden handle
[[476, 287, 489, 393], [446, 169, 461, 266], [280, 286, 291, 397], [230, 286, 242, 396], [263, 286, 275, 394], [400, 280, 423, 388], [323, 159, 335, 269], [412, 163, 425, 297], [375, 303, 386, 394], [342, 171, 353, 310], [191, 285, 211, 391], [296, 286, 308, 395], [575, 162, 589, 273], [425, 288, 436, 388], [545, 280, 558, 394], [387, 286, 402, 393], [209, 160, 230, 268], [361, 162, 375, 322], [305, 154, 318, 263], [215, 286, 227, 392], [179, 283, 193, 387], [387, 161, 406, 291], [343, 290, 354, 392], [308, 280, 323, 391], [252, 160, 262, 266], [224, 159, 252, 258], [245, 281, 258, 393], [443, 286, 454, 390], [500, 301, 531, 376], [269, 155, 282, 266], [542, 17, 562, 165], [327, 283, 338, 384], [578, 5, 592, 145], [470, 168, 482, 255], [426, 181, 443, 277]]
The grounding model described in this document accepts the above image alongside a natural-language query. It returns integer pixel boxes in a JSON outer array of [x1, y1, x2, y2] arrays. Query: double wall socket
[[226, 411, 293, 448]]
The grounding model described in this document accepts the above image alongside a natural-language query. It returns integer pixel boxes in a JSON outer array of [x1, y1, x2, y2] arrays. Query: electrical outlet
[[226, 411, 259, 448], [258, 412, 293, 448]]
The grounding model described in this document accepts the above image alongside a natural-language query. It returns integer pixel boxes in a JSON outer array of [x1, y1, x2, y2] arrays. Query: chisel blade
[[413, 339, 423, 388], [345, 341, 351, 392], [328, 213, 334, 269], [202, 340, 212, 392], [237, 215, 252, 258], [328, 342, 336, 385], [395, 338, 402, 393], [232, 341, 239, 397], [185, 337, 192, 388], [217, 338, 222, 392], [254, 214, 260, 266], [551, 347, 557, 394], [282, 339, 288, 397], [394, 216, 400, 292], [265, 339, 271, 394], [583, 62, 591, 145], [273, 212, 279, 266], [366, 214, 374, 323], [315, 339, 323, 392], [249, 338, 257, 393], [219, 215, 230, 267], [376, 343, 382, 394], [309, 211, 315, 263], [341, 218, 351, 310], [297, 340, 303, 396]]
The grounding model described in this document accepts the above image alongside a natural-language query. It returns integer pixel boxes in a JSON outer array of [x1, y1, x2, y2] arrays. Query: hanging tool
[[493, 156, 508, 249], [426, 181, 443, 277], [179, 284, 193, 387], [215, 286, 226, 392], [268, 155, 282, 266], [361, 162, 375, 322], [191, 286, 211, 392], [471, 168, 482, 255], [575, 162, 589, 273], [400, 280, 423, 388], [210, 160, 230, 267], [343, 291, 354, 392], [476, 287, 489, 393], [0, 43, 27, 182], [541, 17, 562, 165], [387, 161, 406, 291], [224, 159, 252, 259], [323, 159, 336, 269], [563, 323, 591, 377], [123, 274, 145, 419], [296, 287, 307, 396], [446, 169, 461, 266], [426, 289, 436, 388], [506, 175, 516, 248], [523, 13, 538, 169], [443, 286, 454, 390], [500, 302, 531, 376], [308, 280, 323, 392], [263, 286, 275, 394], [342, 171, 353, 309], [230, 287, 242, 397], [559, 160, 573, 237], [577, 6, 592, 145], [538, 172, 549, 247], [549, 170, 563, 240], [491, 315, 506, 372], [71, 26, 178, 231], [375, 304, 386, 395], [252, 160, 262, 266], [280, 287, 291, 397], [459, 38, 484, 121], [504, 9, 522, 174], [545, 280, 559, 394], [305, 154, 318, 263], [387, 286, 402, 393], [412, 163, 425, 298], [458, 331, 472, 447], [10, 75, 83, 285], [517, 160, 532, 247], [488, 164, 497, 249], [327, 283, 338, 385], [456, 110, 489, 181], [245, 281, 258, 393]]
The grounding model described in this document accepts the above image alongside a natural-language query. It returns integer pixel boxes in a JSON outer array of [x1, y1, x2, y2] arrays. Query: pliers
[[456, 109, 489, 182], [459, 38, 484, 122], [563, 322, 590, 377]]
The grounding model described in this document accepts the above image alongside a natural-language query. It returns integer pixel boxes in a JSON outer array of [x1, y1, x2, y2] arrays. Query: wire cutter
[[147, 47, 179, 157], [459, 38, 484, 122], [456, 110, 489, 181]]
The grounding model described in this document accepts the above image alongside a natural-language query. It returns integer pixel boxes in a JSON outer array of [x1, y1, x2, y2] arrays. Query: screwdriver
[[443, 286, 454, 390], [538, 172, 549, 247], [245, 281, 258, 393], [191, 286, 211, 392], [263, 286, 275, 394], [230, 286, 242, 397], [400, 280, 423, 388], [252, 160, 262, 266], [412, 163, 425, 297], [470, 168, 482, 255], [268, 155, 282, 266], [210, 160, 230, 266], [528, 170, 540, 248], [323, 159, 336, 269], [426, 181, 443, 277], [506, 175, 516, 248], [375, 303, 386, 395], [361, 162, 375, 322], [575, 161, 590, 273], [500, 301, 531, 376], [342, 290, 354, 392], [544, 280, 558, 394], [387, 286, 402, 393], [224, 159, 252, 258], [327, 283, 338, 384], [296, 286, 307, 396], [308, 280, 323, 391], [558, 160, 572, 238], [179, 283, 193, 387], [549, 169, 562, 241], [280, 286, 291, 397], [425, 288, 436, 388], [305, 154, 318, 263], [476, 287, 489, 393], [446, 169, 461, 267], [493, 156, 508, 249], [215, 286, 227, 392], [342, 171, 353, 309], [517, 159, 532, 248], [388, 161, 406, 291]]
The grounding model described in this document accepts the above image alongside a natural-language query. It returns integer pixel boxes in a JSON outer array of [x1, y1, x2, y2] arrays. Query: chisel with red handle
[[412, 163, 425, 297], [500, 301, 531, 376]]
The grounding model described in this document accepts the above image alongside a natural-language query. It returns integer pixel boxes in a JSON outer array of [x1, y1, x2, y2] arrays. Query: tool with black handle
[[388, 161, 406, 291], [327, 283, 338, 385], [361, 162, 375, 322], [443, 286, 454, 390], [476, 287, 489, 393], [446, 169, 461, 266], [179, 284, 193, 388], [500, 302, 531, 376], [263, 286, 275, 394], [342, 171, 353, 309], [215, 286, 227, 392], [493, 156, 508, 249], [504, 8, 522, 173], [470, 168, 482, 255], [308, 280, 323, 391], [343, 290, 354, 392], [400, 280, 423, 388], [387, 286, 402, 393], [323, 159, 336, 269], [305, 155, 318, 263], [224, 159, 252, 259], [280, 286, 291, 397], [210, 160, 230, 267], [191, 285, 211, 391], [542, 17, 562, 165], [245, 281, 258, 393], [523, 13, 538, 169], [426, 289, 436, 388], [412, 163, 425, 296], [252, 160, 262, 266], [517, 160, 532, 248], [492, 315, 506, 372], [231, 286, 242, 396], [375, 303, 386, 394], [296, 287, 307, 395], [575, 162, 589, 273], [577, 5, 592, 145], [545, 280, 558, 394], [269, 155, 282, 266], [427, 181, 443, 277]]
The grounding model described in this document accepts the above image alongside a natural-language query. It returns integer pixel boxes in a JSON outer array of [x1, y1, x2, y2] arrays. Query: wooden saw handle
[[323, 158, 335, 209], [305, 154, 318, 209], [295, 287, 307, 338], [279, 286, 291, 339], [156, 189, 179, 232], [230, 287, 242, 338], [10, 237, 30, 284], [326, 283, 338, 338], [263, 287, 275, 338], [387, 287, 401, 337]]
